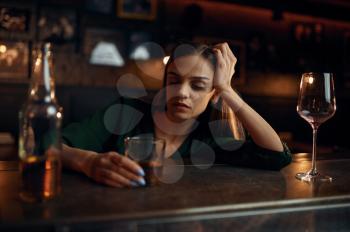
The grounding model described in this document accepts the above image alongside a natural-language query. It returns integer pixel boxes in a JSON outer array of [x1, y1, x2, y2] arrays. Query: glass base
[[295, 172, 332, 182]]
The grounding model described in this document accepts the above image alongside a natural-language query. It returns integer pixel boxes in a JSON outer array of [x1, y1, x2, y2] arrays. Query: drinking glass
[[296, 72, 336, 182], [124, 136, 165, 186]]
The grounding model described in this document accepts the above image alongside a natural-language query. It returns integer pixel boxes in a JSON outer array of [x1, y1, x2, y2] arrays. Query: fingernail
[[130, 181, 139, 187], [138, 168, 145, 177], [138, 178, 146, 186]]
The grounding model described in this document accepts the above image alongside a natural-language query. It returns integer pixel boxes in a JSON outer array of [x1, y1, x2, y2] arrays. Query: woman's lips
[[172, 102, 190, 109]]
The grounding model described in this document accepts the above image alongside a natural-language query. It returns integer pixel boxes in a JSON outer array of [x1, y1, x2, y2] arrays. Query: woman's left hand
[[212, 42, 237, 94]]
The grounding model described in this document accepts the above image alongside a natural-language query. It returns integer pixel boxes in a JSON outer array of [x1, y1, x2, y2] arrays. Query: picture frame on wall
[[0, 40, 29, 82], [37, 6, 77, 45], [117, 0, 157, 21], [193, 37, 246, 86], [0, 3, 35, 40]]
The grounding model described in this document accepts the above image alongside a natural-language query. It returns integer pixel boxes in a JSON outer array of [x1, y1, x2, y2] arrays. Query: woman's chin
[[168, 112, 190, 122]]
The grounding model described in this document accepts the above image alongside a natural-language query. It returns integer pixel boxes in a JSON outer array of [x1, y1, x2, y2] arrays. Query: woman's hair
[[162, 42, 245, 140]]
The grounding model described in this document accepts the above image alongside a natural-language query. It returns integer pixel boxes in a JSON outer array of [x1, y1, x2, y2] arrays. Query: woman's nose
[[176, 83, 190, 98]]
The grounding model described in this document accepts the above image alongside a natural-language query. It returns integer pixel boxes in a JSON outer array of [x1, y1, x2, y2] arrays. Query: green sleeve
[[61, 98, 145, 153], [213, 137, 292, 170], [62, 106, 110, 152]]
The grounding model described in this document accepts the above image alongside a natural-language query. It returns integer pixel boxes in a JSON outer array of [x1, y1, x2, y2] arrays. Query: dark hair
[[162, 42, 245, 140]]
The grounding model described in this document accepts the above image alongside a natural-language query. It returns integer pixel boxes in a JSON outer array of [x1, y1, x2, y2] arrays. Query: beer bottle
[[18, 43, 62, 202]]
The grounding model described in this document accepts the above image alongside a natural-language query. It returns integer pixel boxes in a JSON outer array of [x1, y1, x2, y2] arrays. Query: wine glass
[[296, 72, 336, 182]]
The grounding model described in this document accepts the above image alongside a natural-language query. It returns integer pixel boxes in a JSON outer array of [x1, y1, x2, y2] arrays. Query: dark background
[[1, 0, 350, 153]]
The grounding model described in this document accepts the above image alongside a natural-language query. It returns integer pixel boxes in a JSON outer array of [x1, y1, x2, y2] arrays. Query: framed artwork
[[37, 6, 77, 44], [193, 37, 246, 86], [117, 0, 157, 20], [0, 40, 29, 81], [0, 3, 35, 40]]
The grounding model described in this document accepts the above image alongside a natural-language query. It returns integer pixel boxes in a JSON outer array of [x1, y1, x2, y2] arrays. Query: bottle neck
[[28, 43, 56, 103]]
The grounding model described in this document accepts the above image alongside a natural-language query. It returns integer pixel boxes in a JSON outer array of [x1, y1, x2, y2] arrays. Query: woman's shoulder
[[104, 96, 152, 112], [118, 96, 150, 106]]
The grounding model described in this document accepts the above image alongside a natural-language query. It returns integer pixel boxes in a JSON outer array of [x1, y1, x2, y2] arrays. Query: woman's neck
[[154, 111, 195, 137], [153, 111, 196, 158]]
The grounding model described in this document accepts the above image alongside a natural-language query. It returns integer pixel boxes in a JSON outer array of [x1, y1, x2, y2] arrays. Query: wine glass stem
[[309, 127, 318, 176]]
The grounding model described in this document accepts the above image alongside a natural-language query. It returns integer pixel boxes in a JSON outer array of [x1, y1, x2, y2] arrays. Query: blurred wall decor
[[0, 40, 28, 81], [84, 28, 126, 66], [37, 6, 77, 44], [0, 3, 34, 40], [117, 0, 157, 20]]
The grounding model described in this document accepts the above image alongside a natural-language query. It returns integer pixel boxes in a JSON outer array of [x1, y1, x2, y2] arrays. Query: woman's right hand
[[83, 152, 146, 188]]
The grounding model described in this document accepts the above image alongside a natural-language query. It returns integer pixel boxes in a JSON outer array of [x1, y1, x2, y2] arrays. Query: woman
[[61, 43, 291, 188]]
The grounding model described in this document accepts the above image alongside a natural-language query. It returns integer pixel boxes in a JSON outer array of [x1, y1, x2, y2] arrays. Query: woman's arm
[[212, 43, 283, 152], [220, 89, 284, 152], [60, 98, 148, 187], [61, 144, 146, 187]]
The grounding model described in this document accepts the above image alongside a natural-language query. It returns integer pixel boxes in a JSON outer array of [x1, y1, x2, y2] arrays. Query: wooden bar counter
[[1, 149, 350, 231]]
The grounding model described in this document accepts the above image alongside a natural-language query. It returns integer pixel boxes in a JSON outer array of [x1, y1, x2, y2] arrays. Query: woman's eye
[[192, 84, 206, 90]]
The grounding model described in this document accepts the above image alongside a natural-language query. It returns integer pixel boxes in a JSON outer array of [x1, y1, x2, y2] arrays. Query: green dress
[[62, 97, 292, 170]]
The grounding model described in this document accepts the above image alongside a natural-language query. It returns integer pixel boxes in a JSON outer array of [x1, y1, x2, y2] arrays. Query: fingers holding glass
[[109, 153, 145, 177], [89, 153, 146, 187]]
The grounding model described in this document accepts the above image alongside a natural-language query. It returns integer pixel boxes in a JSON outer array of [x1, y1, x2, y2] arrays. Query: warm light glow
[[35, 58, 42, 70], [163, 56, 170, 65], [26, 155, 38, 163], [130, 45, 150, 60], [90, 41, 125, 67], [30, 89, 36, 96], [45, 159, 52, 169], [47, 106, 56, 115], [308, 76, 314, 84], [44, 159, 52, 198], [0, 45, 6, 53], [57, 112, 62, 119]]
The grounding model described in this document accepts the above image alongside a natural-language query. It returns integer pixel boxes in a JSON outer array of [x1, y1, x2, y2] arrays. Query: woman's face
[[165, 55, 215, 122]]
